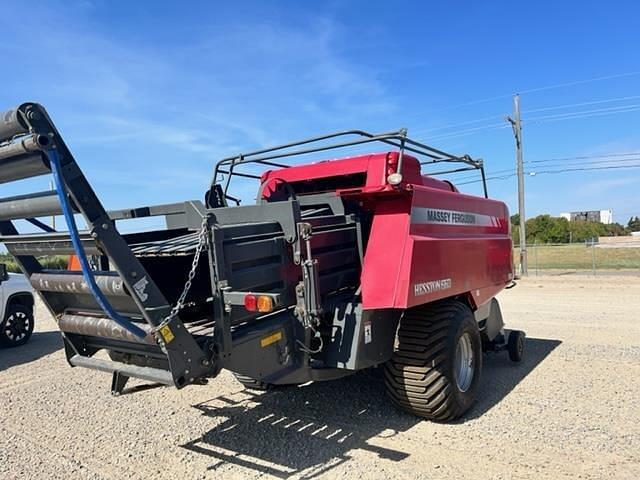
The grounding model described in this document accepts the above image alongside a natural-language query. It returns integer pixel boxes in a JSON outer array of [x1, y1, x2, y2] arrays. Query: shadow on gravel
[[467, 337, 562, 420], [0, 331, 62, 370], [182, 337, 560, 477], [183, 370, 417, 479]]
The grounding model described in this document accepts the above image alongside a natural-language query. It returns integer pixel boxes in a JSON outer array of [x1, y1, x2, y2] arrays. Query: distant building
[[560, 209, 613, 224]]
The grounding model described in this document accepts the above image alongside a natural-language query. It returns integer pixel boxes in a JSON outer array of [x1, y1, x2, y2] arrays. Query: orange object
[[256, 295, 274, 313], [67, 255, 81, 271]]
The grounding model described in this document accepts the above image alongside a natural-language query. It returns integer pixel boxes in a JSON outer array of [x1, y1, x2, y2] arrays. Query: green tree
[[602, 222, 629, 236], [628, 216, 640, 231]]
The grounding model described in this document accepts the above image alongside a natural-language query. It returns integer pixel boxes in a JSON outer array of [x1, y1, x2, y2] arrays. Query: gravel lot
[[1, 275, 638, 479]]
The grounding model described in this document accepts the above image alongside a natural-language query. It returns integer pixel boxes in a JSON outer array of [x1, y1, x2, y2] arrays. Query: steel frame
[[210, 129, 488, 203], [0, 103, 215, 388]]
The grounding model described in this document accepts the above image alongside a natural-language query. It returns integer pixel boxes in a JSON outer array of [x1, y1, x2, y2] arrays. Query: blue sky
[[1, 0, 640, 228]]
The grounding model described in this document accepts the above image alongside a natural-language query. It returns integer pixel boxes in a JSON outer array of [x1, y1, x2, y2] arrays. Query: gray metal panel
[[309, 226, 357, 250], [210, 201, 301, 242], [230, 263, 285, 291], [324, 299, 400, 370], [315, 247, 359, 273]]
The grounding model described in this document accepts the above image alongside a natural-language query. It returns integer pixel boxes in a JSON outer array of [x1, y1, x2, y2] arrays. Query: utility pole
[[507, 94, 527, 276]]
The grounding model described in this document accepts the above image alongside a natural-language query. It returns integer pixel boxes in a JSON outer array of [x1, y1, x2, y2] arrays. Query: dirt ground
[[1, 275, 638, 479]]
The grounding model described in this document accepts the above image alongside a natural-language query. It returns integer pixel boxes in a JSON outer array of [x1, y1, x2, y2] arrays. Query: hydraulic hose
[[47, 149, 148, 339]]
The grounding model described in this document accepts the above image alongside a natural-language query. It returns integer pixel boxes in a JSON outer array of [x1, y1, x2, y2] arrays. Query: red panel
[[258, 149, 514, 312], [360, 183, 513, 310]]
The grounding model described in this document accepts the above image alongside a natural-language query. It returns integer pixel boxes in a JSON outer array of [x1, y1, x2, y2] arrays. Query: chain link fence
[[514, 240, 640, 276]]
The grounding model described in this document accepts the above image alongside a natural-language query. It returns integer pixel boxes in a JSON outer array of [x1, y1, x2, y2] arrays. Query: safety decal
[[159, 325, 175, 344], [260, 331, 283, 348], [132, 276, 149, 302], [364, 321, 372, 344]]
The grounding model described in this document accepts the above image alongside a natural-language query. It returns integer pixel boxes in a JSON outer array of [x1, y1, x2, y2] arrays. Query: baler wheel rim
[[454, 333, 475, 392]]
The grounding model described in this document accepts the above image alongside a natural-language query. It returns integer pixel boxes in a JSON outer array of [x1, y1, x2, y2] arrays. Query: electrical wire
[[451, 156, 640, 182], [522, 95, 640, 114], [416, 95, 640, 139], [523, 104, 640, 125], [426, 70, 640, 112], [456, 163, 640, 185]]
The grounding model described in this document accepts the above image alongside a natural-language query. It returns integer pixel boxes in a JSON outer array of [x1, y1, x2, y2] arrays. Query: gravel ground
[[1, 275, 638, 479]]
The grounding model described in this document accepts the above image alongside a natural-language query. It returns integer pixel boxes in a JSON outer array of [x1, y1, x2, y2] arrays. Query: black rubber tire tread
[[0, 304, 34, 348], [384, 300, 482, 421], [507, 330, 525, 362], [233, 373, 272, 391]]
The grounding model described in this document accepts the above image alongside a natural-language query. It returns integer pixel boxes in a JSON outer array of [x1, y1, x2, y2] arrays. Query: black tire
[[0, 304, 34, 348], [384, 300, 482, 421], [233, 373, 272, 391], [507, 330, 525, 362]]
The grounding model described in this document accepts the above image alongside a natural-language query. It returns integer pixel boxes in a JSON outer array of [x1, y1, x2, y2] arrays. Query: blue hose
[[47, 149, 148, 339]]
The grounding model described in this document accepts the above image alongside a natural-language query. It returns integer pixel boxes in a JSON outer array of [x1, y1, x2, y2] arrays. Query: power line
[[410, 114, 505, 136], [524, 104, 640, 124], [523, 95, 640, 114], [424, 123, 508, 141], [528, 151, 640, 163], [428, 70, 640, 112], [410, 98, 640, 145], [449, 155, 640, 182], [456, 163, 640, 185], [516, 71, 640, 95], [418, 103, 640, 144]]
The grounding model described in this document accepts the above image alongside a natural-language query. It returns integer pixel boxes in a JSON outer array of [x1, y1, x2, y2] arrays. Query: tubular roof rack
[[210, 129, 488, 204]]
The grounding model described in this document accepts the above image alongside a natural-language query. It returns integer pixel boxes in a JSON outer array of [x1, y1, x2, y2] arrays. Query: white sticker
[[132, 276, 149, 302], [413, 278, 452, 297], [364, 322, 372, 344], [411, 207, 500, 227]]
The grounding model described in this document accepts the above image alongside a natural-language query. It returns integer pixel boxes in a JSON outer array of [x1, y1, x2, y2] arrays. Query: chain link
[[157, 215, 209, 330]]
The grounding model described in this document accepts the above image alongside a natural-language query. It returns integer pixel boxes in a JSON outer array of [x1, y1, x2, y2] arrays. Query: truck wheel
[[384, 300, 482, 421], [507, 330, 525, 362], [0, 304, 34, 348], [233, 373, 272, 391]]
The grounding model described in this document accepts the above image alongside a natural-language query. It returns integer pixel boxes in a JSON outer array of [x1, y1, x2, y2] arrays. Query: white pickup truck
[[0, 263, 35, 347]]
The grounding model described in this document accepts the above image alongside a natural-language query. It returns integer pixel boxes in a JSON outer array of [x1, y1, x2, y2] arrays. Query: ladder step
[[0, 191, 62, 221], [59, 313, 153, 344], [31, 271, 129, 297], [0, 231, 98, 256], [69, 355, 173, 385], [0, 152, 51, 185]]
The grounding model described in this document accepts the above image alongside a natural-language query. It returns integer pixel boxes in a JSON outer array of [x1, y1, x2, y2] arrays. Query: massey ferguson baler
[[0, 102, 524, 421]]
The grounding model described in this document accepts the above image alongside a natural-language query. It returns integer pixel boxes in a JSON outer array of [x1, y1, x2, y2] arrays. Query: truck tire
[[233, 373, 272, 391], [384, 300, 482, 421], [0, 304, 34, 348]]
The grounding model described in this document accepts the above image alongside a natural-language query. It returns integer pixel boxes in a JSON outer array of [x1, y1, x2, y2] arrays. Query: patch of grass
[[514, 245, 640, 270], [0, 254, 68, 273]]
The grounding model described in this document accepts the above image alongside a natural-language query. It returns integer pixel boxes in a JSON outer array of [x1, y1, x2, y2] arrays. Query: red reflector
[[244, 294, 257, 311]]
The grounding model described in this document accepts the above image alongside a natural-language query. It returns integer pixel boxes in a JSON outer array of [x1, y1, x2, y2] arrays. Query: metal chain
[[157, 215, 209, 329]]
